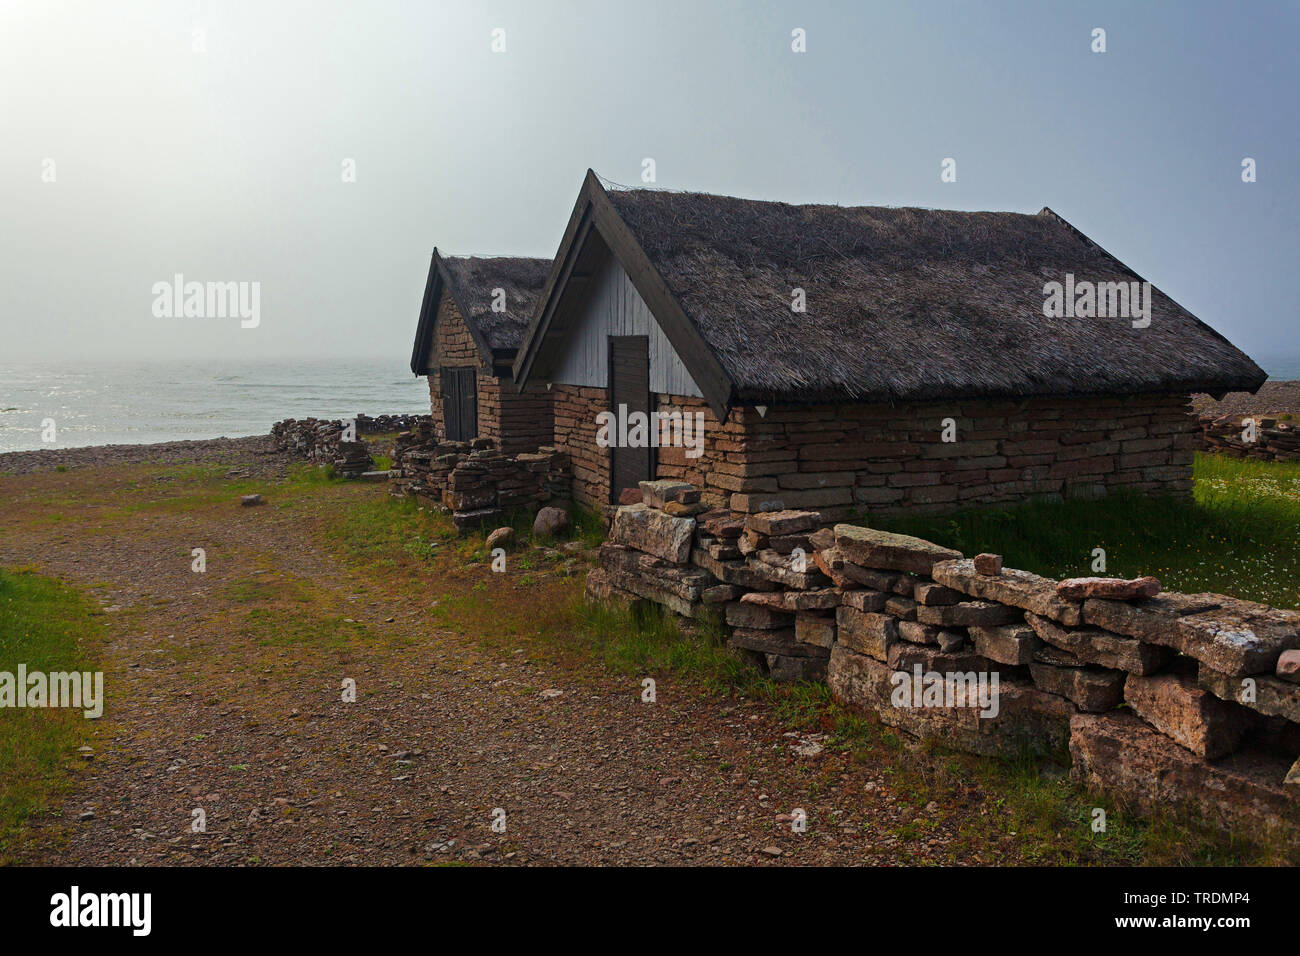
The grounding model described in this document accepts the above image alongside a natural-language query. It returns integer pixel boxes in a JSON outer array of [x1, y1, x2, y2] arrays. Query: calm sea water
[[0, 360, 431, 453], [1, 356, 1296, 455]]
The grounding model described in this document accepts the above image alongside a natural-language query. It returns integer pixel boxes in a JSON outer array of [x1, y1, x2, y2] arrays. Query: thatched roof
[[514, 170, 1265, 416], [410, 251, 551, 375]]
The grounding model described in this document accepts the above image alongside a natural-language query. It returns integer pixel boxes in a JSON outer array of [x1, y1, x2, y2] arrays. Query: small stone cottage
[[410, 251, 554, 454], [512, 171, 1265, 514]]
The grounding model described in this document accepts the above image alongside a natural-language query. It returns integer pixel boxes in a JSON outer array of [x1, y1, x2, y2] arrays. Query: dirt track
[[1, 439, 1014, 866]]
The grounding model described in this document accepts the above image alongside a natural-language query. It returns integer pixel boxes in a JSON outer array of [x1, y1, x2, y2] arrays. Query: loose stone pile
[[390, 427, 570, 531], [585, 481, 1300, 838], [269, 418, 374, 476], [1197, 413, 1300, 461]]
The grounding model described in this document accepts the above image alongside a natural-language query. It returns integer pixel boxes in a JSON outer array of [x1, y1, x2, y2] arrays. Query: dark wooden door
[[441, 367, 478, 442], [608, 336, 653, 504]]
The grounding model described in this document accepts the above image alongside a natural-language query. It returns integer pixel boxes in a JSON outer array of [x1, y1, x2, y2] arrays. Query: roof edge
[[513, 170, 738, 421]]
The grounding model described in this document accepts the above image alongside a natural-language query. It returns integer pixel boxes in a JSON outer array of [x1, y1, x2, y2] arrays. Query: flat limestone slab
[[748, 551, 830, 590], [690, 549, 780, 591], [970, 623, 1040, 665], [1028, 662, 1124, 713], [887, 642, 989, 673], [637, 479, 699, 508], [1025, 612, 1172, 675], [932, 559, 1082, 626], [917, 601, 1023, 628], [1198, 662, 1300, 724], [725, 601, 792, 630], [599, 543, 710, 601], [745, 509, 820, 536], [1056, 576, 1161, 601], [833, 525, 963, 576], [729, 627, 826, 659], [1084, 593, 1300, 676], [609, 503, 696, 564], [1124, 671, 1253, 759], [827, 647, 1074, 760], [795, 612, 836, 648], [1069, 712, 1300, 839], [836, 606, 898, 661]]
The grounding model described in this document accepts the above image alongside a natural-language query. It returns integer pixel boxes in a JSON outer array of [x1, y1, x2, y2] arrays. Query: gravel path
[[0, 440, 1008, 866]]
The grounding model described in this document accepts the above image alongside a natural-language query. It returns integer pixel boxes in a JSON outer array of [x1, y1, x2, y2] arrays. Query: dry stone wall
[[585, 482, 1300, 840], [390, 422, 570, 530], [1197, 413, 1300, 461], [269, 415, 421, 476]]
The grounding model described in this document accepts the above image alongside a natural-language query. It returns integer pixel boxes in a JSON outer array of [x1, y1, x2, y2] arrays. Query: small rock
[[759, 846, 783, 857], [241, 494, 262, 507], [936, 630, 965, 652], [532, 506, 569, 538], [1056, 576, 1161, 601], [486, 527, 514, 550], [79, 810, 95, 821], [538, 688, 563, 699], [790, 734, 826, 758], [973, 553, 1003, 576], [1276, 649, 1300, 684]]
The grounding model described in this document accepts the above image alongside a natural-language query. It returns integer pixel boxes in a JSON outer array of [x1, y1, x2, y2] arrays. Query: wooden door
[[441, 367, 478, 442], [608, 335, 653, 503]]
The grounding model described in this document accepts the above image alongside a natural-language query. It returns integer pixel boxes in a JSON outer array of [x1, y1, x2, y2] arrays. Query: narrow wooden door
[[608, 335, 653, 504], [441, 367, 478, 442]]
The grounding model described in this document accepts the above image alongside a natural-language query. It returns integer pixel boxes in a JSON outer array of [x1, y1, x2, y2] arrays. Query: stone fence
[[390, 425, 570, 531], [585, 480, 1300, 840], [1197, 413, 1300, 461], [269, 417, 384, 477]]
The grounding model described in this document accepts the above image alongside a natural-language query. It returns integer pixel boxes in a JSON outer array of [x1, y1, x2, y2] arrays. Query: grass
[[0, 568, 104, 861], [874, 453, 1300, 608]]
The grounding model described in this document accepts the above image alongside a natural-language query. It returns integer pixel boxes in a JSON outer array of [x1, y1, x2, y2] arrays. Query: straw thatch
[[439, 255, 552, 351], [411, 251, 551, 374], [588, 184, 1265, 404]]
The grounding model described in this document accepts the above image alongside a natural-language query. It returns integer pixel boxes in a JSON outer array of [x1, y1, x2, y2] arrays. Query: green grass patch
[[873, 453, 1300, 608], [0, 568, 104, 861], [237, 607, 370, 649], [572, 599, 753, 685]]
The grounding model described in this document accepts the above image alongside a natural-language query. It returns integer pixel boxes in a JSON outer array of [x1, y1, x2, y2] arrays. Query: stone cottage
[[410, 251, 554, 454], [512, 170, 1266, 515]]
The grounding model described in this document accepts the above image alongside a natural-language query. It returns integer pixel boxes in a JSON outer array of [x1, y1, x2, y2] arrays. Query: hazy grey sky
[[2, 0, 1296, 365]]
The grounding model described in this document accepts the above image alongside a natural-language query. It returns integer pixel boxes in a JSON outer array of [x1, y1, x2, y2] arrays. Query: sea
[[1, 356, 1297, 455], [0, 359, 432, 454]]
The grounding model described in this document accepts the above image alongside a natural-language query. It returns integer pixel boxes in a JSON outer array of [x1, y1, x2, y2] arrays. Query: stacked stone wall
[[586, 483, 1300, 841]]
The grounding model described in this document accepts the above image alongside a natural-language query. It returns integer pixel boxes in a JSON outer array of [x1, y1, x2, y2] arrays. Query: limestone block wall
[[551, 389, 1199, 517], [585, 487, 1300, 842]]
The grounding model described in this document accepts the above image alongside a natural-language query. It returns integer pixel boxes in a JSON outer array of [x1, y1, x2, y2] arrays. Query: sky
[[1, 0, 1296, 367]]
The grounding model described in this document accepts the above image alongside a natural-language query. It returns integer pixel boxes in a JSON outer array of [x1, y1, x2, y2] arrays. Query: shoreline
[[2, 381, 1297, 476], [0, 434, 295, 478]]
